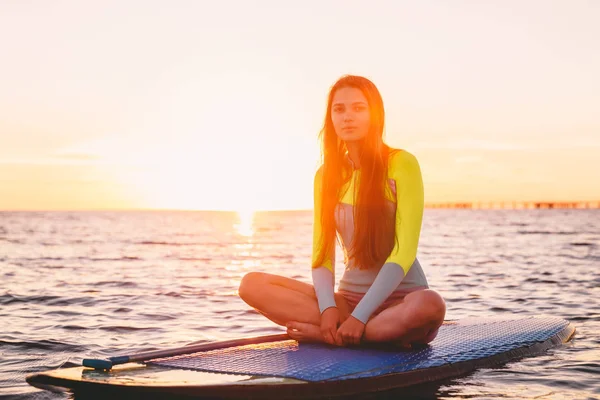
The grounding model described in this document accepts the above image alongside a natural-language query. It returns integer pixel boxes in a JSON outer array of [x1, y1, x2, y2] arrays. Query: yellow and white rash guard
[[311, 149, 428, 323]]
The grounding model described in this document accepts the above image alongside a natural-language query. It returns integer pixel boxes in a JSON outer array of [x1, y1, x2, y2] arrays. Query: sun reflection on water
[[230, 211, 257, 281], [235, 209, 255, 237]]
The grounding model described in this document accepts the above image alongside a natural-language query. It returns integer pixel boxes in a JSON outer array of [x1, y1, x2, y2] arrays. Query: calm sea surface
[[1, 210, 598, 399]]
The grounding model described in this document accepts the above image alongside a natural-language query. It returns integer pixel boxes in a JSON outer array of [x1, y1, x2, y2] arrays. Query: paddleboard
[[26, 316, 575, 399]]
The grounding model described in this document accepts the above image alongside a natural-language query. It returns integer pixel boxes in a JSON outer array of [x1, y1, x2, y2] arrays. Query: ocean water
[[1, 209, 598, 399]]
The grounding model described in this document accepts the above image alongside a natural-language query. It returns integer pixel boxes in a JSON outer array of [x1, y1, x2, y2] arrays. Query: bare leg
[[363, 289, 446, 346], [238, 272, 350, 342], [239, 273, 445, 347]]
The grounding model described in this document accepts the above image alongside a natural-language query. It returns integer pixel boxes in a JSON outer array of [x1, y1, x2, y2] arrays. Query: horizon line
[[1, 200, 599, 213]]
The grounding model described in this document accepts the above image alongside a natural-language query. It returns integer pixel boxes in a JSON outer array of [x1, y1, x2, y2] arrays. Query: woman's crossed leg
[[238, 272, 445, 346]]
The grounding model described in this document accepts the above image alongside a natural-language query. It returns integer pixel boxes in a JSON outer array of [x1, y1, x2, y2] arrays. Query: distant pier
[[425, 201, 600, 209]]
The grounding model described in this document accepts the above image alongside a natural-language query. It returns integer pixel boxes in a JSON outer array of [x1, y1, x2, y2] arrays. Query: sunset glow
[[1, 2, 598, 211]]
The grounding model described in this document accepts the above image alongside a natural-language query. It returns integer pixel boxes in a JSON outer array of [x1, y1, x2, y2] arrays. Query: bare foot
[[286, 321, 324, 343]]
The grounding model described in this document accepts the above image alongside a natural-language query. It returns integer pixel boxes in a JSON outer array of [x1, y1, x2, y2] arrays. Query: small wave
[[61, 325, 88, 331], [569, 316, 592, 321], [568, 363, 600, 375], [1, 293, 102, 307], [511, 298, 527, 303], [39, 264, 66, 269], [0, 339, 86, 352], [490, 307, 513, 312], [477, 260, 500, 265], [456, 283, 478, 288], [0, 294, 60, 306], [155, 291, 185, 298], [500, 284, 519, 289], [16, 257, 64, 261], [556, 253, 596, 261], [98, 325, 157, 333], [44, 310, 82, 317], [88, 256, 141, 261], [517, 230, 577, 235], [48, 296, 101, 307], [139, 313, 178, 321], [94, 281, 138, 288], [523, 278, 559, 284]]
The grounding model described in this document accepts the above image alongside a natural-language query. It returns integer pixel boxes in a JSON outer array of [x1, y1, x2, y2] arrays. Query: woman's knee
[[238, 272, 266, 302], [415, 289, 446, 321]]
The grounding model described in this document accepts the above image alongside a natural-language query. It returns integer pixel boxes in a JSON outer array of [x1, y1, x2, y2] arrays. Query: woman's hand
[[336, 315, 366, 346], [320, 307, 341, 345]]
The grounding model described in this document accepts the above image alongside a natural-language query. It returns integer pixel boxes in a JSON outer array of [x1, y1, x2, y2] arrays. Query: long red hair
[[313, 75, 396, 270]]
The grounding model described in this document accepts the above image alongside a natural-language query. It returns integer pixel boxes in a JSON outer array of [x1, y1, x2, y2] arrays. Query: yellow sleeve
[[311, 167, 335, 273], [384, 151, 424, 274]]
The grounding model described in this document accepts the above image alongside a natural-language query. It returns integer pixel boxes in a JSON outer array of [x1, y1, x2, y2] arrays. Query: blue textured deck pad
[[148, 317, 568, 382]]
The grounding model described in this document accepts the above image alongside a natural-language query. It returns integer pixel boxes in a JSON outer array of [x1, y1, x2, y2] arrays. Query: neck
[[345, 141, 362, 169]]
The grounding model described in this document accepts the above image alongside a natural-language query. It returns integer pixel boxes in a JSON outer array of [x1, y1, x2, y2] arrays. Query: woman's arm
[[351, 151, 424, 324], [311, 167, 337, 313]]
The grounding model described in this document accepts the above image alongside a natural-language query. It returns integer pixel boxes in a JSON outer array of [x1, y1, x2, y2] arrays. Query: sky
[[1, 0, 599, 211]]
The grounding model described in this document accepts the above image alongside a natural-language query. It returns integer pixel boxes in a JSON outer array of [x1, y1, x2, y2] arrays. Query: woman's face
[[330, 87, 371, 142]]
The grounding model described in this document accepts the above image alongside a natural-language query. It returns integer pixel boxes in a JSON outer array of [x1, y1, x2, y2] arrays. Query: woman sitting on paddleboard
[[239, 75, 446, 348]]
